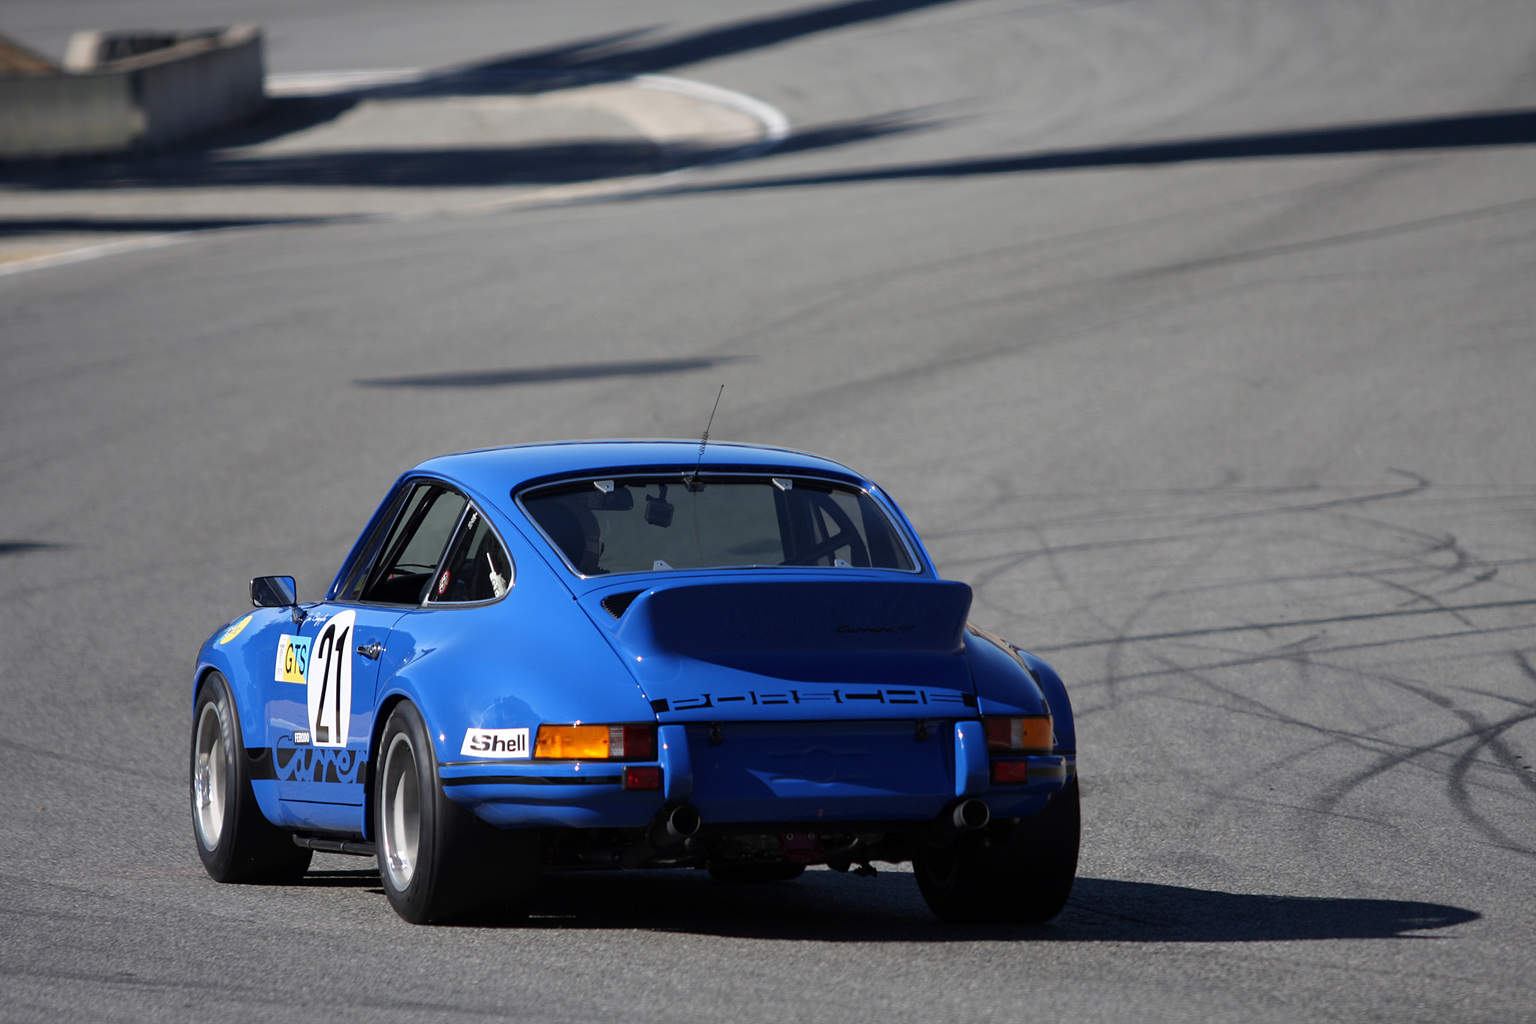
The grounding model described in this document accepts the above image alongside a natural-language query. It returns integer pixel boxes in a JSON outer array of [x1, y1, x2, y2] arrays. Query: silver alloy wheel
[[380, 731, 421, 891], [192, 701, 227, 849]]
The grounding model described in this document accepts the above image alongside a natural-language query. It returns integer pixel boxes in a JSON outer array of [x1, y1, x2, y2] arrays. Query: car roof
[[411, 440, 870, 496]]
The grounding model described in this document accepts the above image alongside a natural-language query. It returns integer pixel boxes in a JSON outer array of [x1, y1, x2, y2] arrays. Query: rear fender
[[965, 626, 1049, 717], [373, 572, 657, 782], [1016, 649, 1075, 752]]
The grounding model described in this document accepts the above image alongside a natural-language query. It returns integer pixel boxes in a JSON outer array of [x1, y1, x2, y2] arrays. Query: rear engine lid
[[583, 577, 977, 722]]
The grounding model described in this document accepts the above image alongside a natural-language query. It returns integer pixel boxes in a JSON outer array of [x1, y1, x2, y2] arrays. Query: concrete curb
[[0, 26, 264, 160]]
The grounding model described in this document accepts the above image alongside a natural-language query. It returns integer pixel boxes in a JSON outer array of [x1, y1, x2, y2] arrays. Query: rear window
[[519, 475, 916, 576]]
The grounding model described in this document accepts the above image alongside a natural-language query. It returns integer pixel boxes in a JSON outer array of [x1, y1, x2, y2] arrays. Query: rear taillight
[[623, 765, 663, 790], [534, 723, 658, 760], [990, 760, 1029, 784], [613, 724, 656, 760], [983, 715, 1052, 753]]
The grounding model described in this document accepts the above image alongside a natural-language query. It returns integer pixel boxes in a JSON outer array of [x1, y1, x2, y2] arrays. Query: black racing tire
[[914, 776, 1080, 924], [190, 672, 312, 883], [707, 861, 807, 884], [374, 701, 543, 924]]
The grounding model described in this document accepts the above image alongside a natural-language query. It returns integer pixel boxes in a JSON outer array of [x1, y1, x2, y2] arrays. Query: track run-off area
[[2, 1, 1534, 1021]]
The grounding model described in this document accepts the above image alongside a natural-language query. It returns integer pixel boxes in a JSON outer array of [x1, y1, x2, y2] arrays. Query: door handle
[[356, 641, 383, 660]]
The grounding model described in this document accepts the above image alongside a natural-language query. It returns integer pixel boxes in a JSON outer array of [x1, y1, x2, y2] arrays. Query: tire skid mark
[[955, 476, 1536, 881], [1189, 469, 1431, 524], [1162, 652, 1528, 825], [1065, 622, 1535, 685], [1309, 696, 1536, 860], [1037, 600, 1536, 652], [1017, 556, 1535, 608]]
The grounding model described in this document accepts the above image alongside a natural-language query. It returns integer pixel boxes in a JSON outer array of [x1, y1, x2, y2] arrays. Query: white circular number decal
[[306, 610, 355, 748]]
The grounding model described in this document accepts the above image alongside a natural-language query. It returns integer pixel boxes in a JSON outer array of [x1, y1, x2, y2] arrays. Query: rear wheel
[[375, 702, 542, 924], [914, 777, 1080, 924], [191, 672, 312, 883]]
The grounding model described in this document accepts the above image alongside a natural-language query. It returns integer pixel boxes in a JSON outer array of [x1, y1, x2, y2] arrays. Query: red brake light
[[623, 765, 663, 790], [990, 760, 1029, 784], [620, 725, 657, 760]]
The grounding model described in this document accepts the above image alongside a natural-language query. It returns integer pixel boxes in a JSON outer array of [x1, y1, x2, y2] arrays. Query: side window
[[356, 483, 468, 605], [427, 504, 514, 604]]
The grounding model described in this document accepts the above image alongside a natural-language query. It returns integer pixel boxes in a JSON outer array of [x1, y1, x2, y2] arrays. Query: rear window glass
[[519, 476, 916, 576]]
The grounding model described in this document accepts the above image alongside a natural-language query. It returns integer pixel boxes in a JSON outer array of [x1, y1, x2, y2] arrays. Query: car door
[[271, 481, 471, 819]]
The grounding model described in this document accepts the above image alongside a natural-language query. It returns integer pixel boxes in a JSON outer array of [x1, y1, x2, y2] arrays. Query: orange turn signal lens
[[533, 724, 658, 760], [983, 715, 1053, 752], [534, 725, 611, 759]]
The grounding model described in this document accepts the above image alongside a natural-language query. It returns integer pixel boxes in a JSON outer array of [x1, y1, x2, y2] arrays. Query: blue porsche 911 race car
[[191, 440, 1078, 924]]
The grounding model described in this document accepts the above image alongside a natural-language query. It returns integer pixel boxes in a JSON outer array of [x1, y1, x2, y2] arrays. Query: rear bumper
[[440, 720, 1072, 830]]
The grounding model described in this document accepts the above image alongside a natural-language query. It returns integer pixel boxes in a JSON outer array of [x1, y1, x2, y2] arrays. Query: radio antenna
[[687, 385, 724, 489]]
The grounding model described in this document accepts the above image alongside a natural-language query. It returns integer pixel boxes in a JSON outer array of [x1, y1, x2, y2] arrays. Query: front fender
[[192, 608, 295, 749]]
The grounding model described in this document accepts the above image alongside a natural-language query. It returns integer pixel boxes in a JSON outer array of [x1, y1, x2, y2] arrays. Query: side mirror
[[250, 575, 297, 609], [251, 576, 304, 625]]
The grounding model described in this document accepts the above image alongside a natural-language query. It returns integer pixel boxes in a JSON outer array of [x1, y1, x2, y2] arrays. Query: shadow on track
[[641, 107, 1536, 196], [419, 0, 979, 86], [0, 541, 69, 556], [0, 216, 340, 235], [0, 0, 967, 187], [310, 866, 1475, 941], [356, 356, 750, 389], [0, 115, 928, 192]]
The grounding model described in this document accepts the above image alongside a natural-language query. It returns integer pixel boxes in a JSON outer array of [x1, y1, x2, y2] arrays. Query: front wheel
[[375, 702, 542, 924], [191, 672, 312, 883], [914, 776, 1080, 924]]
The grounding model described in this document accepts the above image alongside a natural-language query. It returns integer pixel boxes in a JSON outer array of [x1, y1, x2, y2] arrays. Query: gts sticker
[[275, 634, 311, 684], [461, 728, 530, 758]]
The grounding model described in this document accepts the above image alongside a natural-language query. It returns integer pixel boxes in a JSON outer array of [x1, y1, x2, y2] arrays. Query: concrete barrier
[[0, 26, 264, 160]]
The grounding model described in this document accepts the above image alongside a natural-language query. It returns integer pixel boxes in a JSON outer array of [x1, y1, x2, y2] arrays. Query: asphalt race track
[[2, 1, 1534, 1021]]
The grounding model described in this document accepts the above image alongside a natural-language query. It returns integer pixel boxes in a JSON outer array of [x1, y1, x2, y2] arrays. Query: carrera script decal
[[649, 687, 977, 713], [218, 614, 252, 645], [306, 610, 355, 748], [274, 634, 311, 684], [274, 735, 363, 784], [461, 728, 531, 759]]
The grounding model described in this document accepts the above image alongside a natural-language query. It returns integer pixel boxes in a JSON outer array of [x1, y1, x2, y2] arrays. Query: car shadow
[[404, 868, 1478, 941]]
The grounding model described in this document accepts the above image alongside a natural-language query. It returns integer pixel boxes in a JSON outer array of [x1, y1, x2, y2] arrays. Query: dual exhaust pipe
[[653, 799, 986, 843], [929, 797, 990, 846], [623, 799, 988, 865], [951, 797, 991, 831], [619, 804, 703, 867], [652, 804, 702, 847]]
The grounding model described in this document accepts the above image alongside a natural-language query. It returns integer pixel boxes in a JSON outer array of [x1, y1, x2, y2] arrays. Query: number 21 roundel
[[306, 610, 355, 749]]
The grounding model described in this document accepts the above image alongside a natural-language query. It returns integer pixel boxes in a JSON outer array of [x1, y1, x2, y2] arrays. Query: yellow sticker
[[274, 633, 311, 684], [217, 614, 253, 645]]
